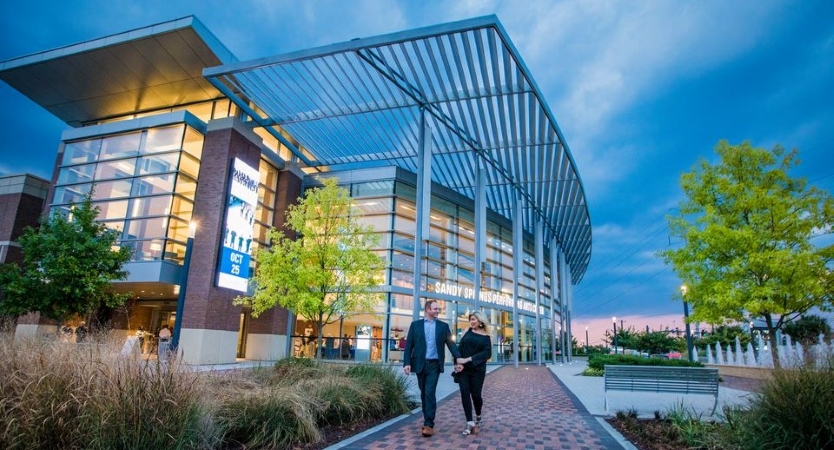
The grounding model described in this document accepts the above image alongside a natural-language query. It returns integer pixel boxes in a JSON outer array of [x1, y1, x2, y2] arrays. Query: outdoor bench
[[603, 365, 720, 414]]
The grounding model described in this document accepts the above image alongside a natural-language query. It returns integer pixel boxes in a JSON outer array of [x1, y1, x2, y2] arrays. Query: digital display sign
[[217, 158, 259, 292]]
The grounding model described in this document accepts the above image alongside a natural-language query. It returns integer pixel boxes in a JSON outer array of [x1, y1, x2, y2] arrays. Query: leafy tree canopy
[[0, 195, 133, 323], [236, 178, 385, 355], [659, 141, 834, 366]]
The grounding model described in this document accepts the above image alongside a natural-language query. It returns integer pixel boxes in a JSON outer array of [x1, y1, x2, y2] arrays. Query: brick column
[[176, 118, 262, 364], [244, 164, 304, 360]]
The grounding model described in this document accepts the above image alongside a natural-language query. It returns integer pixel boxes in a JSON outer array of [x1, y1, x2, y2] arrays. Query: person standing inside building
[[157, 324, 172, 357], [403, 299, 461, 437], [454, 310, 492, 436]]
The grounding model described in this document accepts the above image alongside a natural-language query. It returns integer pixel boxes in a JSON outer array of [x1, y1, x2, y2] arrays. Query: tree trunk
[[764, 314, 782, 370], [316, 322, 325, 360]]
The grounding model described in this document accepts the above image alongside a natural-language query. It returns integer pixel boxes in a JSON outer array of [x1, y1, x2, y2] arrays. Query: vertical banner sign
[[217, 158, 259, 292]]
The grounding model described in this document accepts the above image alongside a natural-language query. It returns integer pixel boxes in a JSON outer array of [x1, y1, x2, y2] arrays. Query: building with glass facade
[[0, 15, 591, 365]]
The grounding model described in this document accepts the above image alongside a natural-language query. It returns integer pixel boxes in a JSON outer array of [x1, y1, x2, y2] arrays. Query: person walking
[[403, 299, 461, 437], [454, 310, 492, 436]]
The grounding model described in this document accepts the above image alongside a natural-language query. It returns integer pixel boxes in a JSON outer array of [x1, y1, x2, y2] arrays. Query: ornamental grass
[[0, 331, 411, 450]]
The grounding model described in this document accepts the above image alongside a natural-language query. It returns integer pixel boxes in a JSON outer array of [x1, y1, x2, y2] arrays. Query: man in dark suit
[[403, 299, 460, 437]]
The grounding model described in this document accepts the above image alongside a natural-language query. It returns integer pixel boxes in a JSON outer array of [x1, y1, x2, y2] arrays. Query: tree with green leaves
[[695, 325, 750, 350], [783, 314, 832, 345], [236, 177, 385, 359], [0, 195, 133, 326], [659, 141, 834, 368], [636, 331, 681, 355]]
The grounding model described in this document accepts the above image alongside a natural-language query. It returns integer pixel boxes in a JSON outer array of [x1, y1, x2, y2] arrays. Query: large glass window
[[96, 159, 136, 180], [100, 132, 141, 160], [95, 200, 129, 220], [54, 122, 203, 263], [131, 195, 173, 218], [58, 163, 95, 184], [144, 125, 184, 154], [92, 179, 133, 200], [63, 140, 101, 165], [138, 153, 178, 175]]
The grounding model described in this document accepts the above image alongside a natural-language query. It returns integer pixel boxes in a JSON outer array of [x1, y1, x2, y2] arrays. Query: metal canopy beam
[[204, 15, 592, 282]]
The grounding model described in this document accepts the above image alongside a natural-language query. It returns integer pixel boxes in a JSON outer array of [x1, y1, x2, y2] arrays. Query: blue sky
[[1, 1, 833, 344]]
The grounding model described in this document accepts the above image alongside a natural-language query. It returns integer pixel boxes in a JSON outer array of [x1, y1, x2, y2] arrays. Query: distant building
[[0, 174, 50, 265], [0, 15, 592, 365]]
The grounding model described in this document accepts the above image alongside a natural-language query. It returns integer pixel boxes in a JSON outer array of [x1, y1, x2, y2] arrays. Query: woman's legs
[[458, 372, 474, 422], [470, 371, 486, 418]]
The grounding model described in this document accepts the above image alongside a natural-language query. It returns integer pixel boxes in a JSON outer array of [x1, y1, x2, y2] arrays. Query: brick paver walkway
[[344, 366, 622, 449]]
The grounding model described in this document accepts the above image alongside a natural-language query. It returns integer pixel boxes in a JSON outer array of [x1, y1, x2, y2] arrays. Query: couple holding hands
[[402, 300, 492, 437]]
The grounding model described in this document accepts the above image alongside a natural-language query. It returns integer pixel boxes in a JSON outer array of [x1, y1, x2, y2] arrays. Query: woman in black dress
[[454, 310, 492, 435]]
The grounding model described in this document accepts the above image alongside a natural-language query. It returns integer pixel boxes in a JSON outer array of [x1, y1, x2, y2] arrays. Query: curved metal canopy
[[204, 15, 591, 282]]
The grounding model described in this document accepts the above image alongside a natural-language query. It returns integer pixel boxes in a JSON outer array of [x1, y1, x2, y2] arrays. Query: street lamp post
[[171, 222, 197, 354], [681, 284, 694, 363], [612, 316, 618, 355], [585, 326, 589, 352]]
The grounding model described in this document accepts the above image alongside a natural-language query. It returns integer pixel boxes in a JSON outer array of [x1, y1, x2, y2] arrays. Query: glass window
[[171, 195, 193, 219], [212, 99, 232, 119], [167, 218, 190, 242], [259, 189, 275, 206], [138, 153, 178, 175], [174, 175, 197, 197], [125, 217, 168, 240], [92, 179, 133, 200], [133, 239, 166, 261], [395, 215, 415, 235], [260, 160, 278, 190], [392, 234, 414, 252], [355, 197, 393, 215], [94, 200, 129, 220], [165, 240, 187, 263], [179, 153, 200, 178], [255, 207, 273, 226], [63, 139, 101, 165], [131, 195, 173, 218], [95, 159, 136, 180], [57, 164, 95, 184], [459, 235, 475, 253], [395, 182, 416, 199], [185, 103, 213, 123], [391, 250, 414, 272], [357, 215, 391, 232], [144, 125, 184, 154], [53, 185, 90, 205], [182, 126, 204, 159], [352, 181, 394, 197], [100, 132, 141, 160], [132, 174, 175, 196]]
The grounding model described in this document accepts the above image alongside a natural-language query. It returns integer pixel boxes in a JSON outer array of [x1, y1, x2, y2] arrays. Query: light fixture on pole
[[612, 316, 618, 355], [681, 284, 694, 363], [171, 222, 197, 353]]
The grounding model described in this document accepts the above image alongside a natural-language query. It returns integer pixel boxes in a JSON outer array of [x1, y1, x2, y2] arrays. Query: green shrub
[[345, 364, 411, 416], [719, 364, 834, 449], [217, 388, 321, 449], [582, 367, 604, 377]]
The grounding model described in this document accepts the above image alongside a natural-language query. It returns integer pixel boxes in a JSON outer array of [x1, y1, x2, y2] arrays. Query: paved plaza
[[324, 360, 757, 450]]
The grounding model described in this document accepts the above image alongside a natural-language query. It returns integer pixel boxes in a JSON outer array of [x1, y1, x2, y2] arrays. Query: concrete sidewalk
[[327, 364, 629, 450]]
